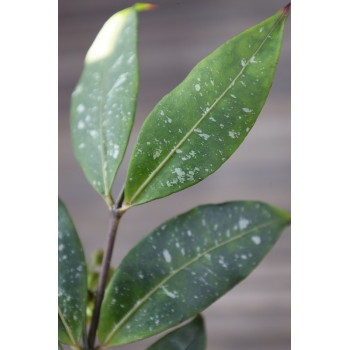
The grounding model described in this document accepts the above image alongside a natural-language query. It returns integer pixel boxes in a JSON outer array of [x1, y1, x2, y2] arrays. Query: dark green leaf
[[147, 315, 206, 350], [58, 198, 87, 345], [71, 4, 152, 206], [98, 201, 290, 346], [124, 7, 289, 207]]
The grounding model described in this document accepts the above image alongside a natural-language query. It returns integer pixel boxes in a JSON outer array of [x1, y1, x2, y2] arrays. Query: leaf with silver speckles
[[124, 6, 289, 207], [58, 198, 87, 346], [71, 4, 153, 205], [98, 201, 290, 346]]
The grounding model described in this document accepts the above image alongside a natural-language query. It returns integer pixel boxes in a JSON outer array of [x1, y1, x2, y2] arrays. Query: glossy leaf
[[98, 201, 290, 346], [124, 6, 289, 207], [58, 198, 87, 345], [71, 4, 153, 206], [147, 315, 206, 350]]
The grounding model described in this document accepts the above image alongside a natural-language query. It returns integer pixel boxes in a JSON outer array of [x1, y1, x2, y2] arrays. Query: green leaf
[[71, 4, 151, 206], [98, 201, 290, 346], [58, 198, 87, 345], [124, 6, 289, 207], [58, 344, 62, 350], [147, 315, 206, 350]]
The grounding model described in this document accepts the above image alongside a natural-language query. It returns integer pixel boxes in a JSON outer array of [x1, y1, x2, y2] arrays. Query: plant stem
[[87, 188, 126, 350]]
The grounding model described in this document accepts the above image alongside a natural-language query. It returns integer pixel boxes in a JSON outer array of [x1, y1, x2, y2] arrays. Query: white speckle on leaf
[[241, 59, 247, 67], [241, 254, 247, 260], [77, 104, 85, 113], [174, 168, 185, 183], [250, 56, 257, 63], [242, 108, 253, 113], [181, 150, 196, 161], [162, 286, 178, 299], [109, 73, 128, 93], [176, 149, 182, 154], [218, 256, 228, 269], [78, 143, 85, 149], [113, 54, 123, 68], [153, 149, 162, 159], [58, 244, 64, 251], [251, 236, 261, 245], [246, 127, 250, 132], [238, 217, 250, 230], [195, 84, 201, 91], [230, 94, 236, 98], [160, 110, 164, 116], [187, 230, 192, 237], [111, 144, 119, 159], [74, 85, 83, 95], [89, 130, 98, 138], [127, 54, 135, 64], [163, 249, 172, 263], [209, 117, 216, 122], [199, 133, 210, 140], [228, 131, 235, 139], [259, 27, 264, 32]]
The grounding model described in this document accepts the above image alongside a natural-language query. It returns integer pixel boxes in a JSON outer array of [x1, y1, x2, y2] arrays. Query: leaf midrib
[[58, 304, 79, 346], [97, 12, 130, 197], [127, 12, 285, 205], [102, 217, 284, 345]]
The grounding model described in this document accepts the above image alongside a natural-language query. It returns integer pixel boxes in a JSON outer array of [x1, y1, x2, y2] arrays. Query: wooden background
[[58, 0, 291, 349]]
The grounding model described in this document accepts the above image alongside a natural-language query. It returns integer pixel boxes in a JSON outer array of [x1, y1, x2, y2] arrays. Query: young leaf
[[58, 198, 87, 345], [71, 4, 153, 206], [124, 5, 289, 207], [147, 315, 206, 350], [98, 201, 290, 346]]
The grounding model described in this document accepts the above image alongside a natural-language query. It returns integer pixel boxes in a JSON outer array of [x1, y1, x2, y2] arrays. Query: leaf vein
[[58, 305, 78, 346]]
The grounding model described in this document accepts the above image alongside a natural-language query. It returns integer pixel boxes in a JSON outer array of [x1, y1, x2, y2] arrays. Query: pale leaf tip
[[281, 3, 291, 17]]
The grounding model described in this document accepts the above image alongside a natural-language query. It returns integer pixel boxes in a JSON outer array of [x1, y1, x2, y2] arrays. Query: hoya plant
[[58, 3, 291, 349]]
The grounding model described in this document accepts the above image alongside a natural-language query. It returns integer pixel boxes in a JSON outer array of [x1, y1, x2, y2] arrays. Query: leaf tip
[[134, 3, 158, 12], [281, 3, 291, 17]]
